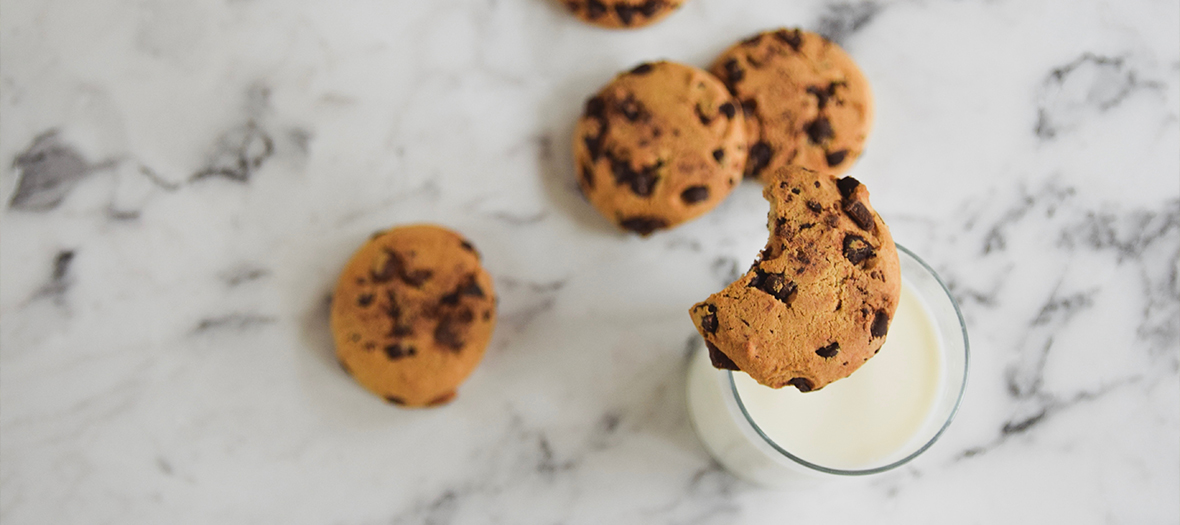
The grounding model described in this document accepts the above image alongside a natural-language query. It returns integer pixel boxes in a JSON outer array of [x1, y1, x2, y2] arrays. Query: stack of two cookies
[[573, 29, 901, 392]]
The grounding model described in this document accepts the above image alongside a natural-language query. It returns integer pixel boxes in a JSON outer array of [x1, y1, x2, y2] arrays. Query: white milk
[[732, 282, 945, 470]]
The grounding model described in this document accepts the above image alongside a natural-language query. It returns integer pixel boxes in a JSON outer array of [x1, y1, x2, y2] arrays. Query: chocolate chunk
[[712, 148, 725, 162], [746, 142, 772, 178], [774, 28, 803, 51], [788, 377, 814, 392], [791, 188, 801, 195], [630, 62, 654, 75], [402, 268, 432, 287], [482, 310, 492, 321], [706, 341, 740, 371], [364, 341, 376, 350], [384, 343, 416, 360], [844, 201, 874, 230], [433, 314, 467, 352], [586, 0, 607, 19], [805, 117, 834, 144], [357, 293, 374, 307], [816, 342, 840, 358], [826, 149, 849, 167], [460, 277, 484, 298], [700, 304, 719, 334], [580, 163, 595, 190], [617, 95, 645, 122], [619, 216, 668, 235], [385, 395, 406, 405], [871, 310, 890, 338], [583, 133, 606, 161], [639, 0, 662, 16], [338, 358, 353, 375], [695, 106, 713, 125], [741, 99, 757, 116], [843, 234, 875, 265], [723, 59, 744, 84], [681, 185, 710, 205], [584, 95, 606, 120], [806, 200, 823, 213], [615, 4, 637, 24], [608, 154, 661, 197], [806, 85, 831, 110], [719, 102, 736, 119], [392, 324, 413, 337], [372, 249, 432, 287], [459, 239, 478, 254], [741, 33, 764, 46], [748, 269, 797, 305]]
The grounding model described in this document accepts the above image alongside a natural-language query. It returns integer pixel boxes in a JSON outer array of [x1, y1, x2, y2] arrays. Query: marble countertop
[[2, 0, 1177, 523]]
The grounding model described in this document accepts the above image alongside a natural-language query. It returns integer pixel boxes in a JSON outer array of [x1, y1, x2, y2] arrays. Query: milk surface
[[732, 282, 944, 470]]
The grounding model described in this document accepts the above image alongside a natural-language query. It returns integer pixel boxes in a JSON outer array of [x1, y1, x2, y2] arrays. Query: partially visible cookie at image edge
[[564, 0, 687, 29]]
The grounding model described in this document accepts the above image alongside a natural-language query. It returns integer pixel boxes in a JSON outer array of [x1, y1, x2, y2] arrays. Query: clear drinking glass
[[685, 245, 969, 488]]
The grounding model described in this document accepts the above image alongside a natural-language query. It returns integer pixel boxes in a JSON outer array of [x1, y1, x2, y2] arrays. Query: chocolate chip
[[482, 310, 492, 321], [748, 269, 797, 305], [372, 249, 432, 287], [615, 4, 637, 24], [583, 134, 606, 161], [741, 33, 764, 46], [826, 149, 849, 167], [392, 324, 413, 337], [434, 314, 467, 351], [460, 239, 478, 254], [806, 200, 823, 213], [338, 358, 353, 375], [719, 102, 736, 119], [723, 59, 744, 84], [871, 310, 890, 338], [745, 142, 772, 178], [586, 0, 607, 19], [617, 95, 645, 122], [824, 213, 840, 228], [791, 188, 801, 195], [799, 222, 815, 230], [350, 333, 361, 343], [630, 62, 654, 75], [384, 343, 416, 360], [712, 148, 725, 162], [619, 216, 668, 235], [357, 293, 374, 307], [843, 234, 875, 265], [580, 163, 595, 190], [364, 341, 376, 351], [700, 304, 719, 334], [844, 201, 874, 230], [788, 377, 814, 392], [816, 343, 840, 358], [706, 340, 740, 371], [805, 117, 834, 144], [681, 185, 710, 205], [774, 28, 804, 50], [741, 99, 757, 116]]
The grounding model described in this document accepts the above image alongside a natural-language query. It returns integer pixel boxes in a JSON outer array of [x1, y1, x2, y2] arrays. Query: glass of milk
[[686, 244, 969, 488]]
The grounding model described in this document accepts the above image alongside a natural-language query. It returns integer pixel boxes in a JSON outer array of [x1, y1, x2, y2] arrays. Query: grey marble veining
[[1, 0, 1177, 523]]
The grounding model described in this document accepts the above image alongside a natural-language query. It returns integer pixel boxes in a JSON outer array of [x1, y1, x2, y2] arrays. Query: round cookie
[[573, 61, 747, 235], [710, 28, 873, 180], [331, 225, 496, 407], [689, 166, 900, 392], [563, 0, 686, 29]]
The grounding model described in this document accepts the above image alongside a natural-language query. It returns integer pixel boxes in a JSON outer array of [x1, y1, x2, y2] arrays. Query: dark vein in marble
[[710, 256, 741, 286], [190, 121, 274, 183], [218, 265, 271, 287], [814, 1, 881, 46], [1035, 53, 1162, 140], [27, 250, 76, 305], [9, 131, 92, 211], [191, 313, 276, 334]]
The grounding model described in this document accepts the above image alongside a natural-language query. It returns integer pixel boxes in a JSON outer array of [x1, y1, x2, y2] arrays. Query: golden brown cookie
[[689, 167, 899, 392], [331, 225, 496, 407], [573, 61, 747, 235], [710, 28, 873, 180], [563, 0, 686, 29]]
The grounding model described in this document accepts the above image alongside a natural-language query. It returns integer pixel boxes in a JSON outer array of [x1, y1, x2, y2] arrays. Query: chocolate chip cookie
[[573, 61, 747, 236], [331, 225, 496, 407], [564, 0, 686, 29], [689, 166, 899, 392], [710, 28, 873, 180]]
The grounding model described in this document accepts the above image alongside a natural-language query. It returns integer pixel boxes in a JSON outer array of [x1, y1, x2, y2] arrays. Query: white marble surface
[[1, 0, 1178, 523]]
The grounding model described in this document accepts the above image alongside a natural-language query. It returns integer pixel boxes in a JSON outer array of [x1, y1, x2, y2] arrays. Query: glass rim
[[725, 243, 970, 476]]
